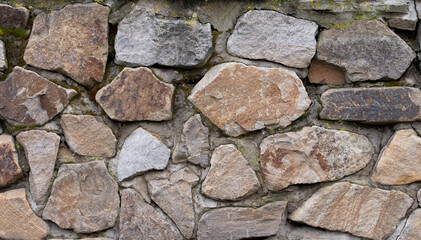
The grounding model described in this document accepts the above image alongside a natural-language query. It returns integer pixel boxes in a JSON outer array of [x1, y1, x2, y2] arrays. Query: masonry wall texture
[[1, 0, 421, 240]]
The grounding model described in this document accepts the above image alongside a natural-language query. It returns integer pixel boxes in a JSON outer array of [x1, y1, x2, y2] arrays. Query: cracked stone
[[397, 209, 421, 240], [0, 134, 22, 188]]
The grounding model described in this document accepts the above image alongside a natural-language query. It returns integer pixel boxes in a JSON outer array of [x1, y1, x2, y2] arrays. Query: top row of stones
[[13, 3, 415, 88]]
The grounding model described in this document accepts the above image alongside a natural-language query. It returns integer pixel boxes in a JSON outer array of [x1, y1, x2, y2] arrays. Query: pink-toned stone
[[0, 134, 22, 188]]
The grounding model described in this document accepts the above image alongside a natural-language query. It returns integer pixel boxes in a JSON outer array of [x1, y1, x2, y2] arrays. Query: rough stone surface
[[0, 40, 6, 71], [188, 63, 311, 137], [260, 126, 374, 191], [317, 20, 415, 82], [43, 161, 120, 233], [115, 9, 212, 68], [418, 188, 421, 207], [0, 4, 29, 29], [371, 129, 421, 185], [388, 0, 417, 30], [16, 130, 59, 204], [61, 114, 117, 157], [173, 114, 210, 167], [397, 209, 421, 240], [119, 188, 182, 240], [96, 67, 175, 122], [121, 176, 151, 203], [197, 201, 287, 240], [289, 182, 413, 240], [118, 127, 170, 181], [24, 3, 110, 87], [148, 167, 199, 239], [0, 134, 22, 188], [0, 67, 77, 126], [227, 10, 318, 68], [308, 59, 346, 84], [0, 188, 48, 240], [202, 144, 260, 201], [320, 87, 421, 123]]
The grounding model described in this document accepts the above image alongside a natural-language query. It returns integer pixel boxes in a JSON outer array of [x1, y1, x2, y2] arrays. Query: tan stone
[[0, 188, 48, 240], [260, 126, 375, 191], [371, 129, 421, 185], [308, 59, 346, 84], [0, 134, 22, 188], [96, 67, 175, 121], [60, 114, 117, 157], [289, 182, 413, 240], [24, 3, 109, 87], [188, 63, 310, 136], [202, 144, 260, 201], [397, 209, 421, 240], [0, 67, 77, 126]]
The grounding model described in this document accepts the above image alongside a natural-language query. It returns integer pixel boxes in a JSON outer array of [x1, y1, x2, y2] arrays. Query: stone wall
[[0, 0, 421, 239]]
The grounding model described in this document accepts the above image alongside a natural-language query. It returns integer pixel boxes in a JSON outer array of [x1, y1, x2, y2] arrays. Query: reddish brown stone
[[0, 134, 22, 188], [308, 60, 346, 84]]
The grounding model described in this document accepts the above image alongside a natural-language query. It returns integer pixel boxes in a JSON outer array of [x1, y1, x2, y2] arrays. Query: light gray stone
[[397, 209, 421, 240], [172, 114, 210, 167], [227, 10, 318, 68], [118, 127, 170, 181], [0, 40, 6, 71], [16, 130, 59, 205], [388, 0, 418, 30], [115, 9, 212, 68], [317, 20, 415, 82]]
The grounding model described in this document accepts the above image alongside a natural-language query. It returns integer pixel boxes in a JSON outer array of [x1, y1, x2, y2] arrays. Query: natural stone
[[320, 87, 421, 123], [16, 130, 60, 204], [0, 188, 48, 240], [118, 127, 170, 181], [0, 67, 77, 126], [43, 161, 120, 233], [119, 188, 182, 240], [202, 144, 260, 201], [227, 10, 317, 68], [0, 134, 22, 188], [418, 188, 421, 207], [60, 114, 117, 157], [0, 40, 6, 71], [387, 0, 417, 31], [96, 67, 175, 122], [317, 20, 415, 82], [24, 3, 109, 87], [308, 59, 345, 84], [197, 201, 287, 240], [188, 63, 310, 137], [260, 126, 375, 191], [148, 167, 199, 239], [397, 209, 421, 240], [289, 182, 413, 240], [0, 4, 29, 29], [173, 114, 210, 167], [121, 176, 151, 203], [371, 129, 421, 185], [115, 9, 212, 68]]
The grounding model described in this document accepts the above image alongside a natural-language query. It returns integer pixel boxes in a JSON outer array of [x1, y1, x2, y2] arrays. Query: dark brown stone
[[0, 134, 22, 188], [308, 60, 346, 84], [0, 4, 29, 29]]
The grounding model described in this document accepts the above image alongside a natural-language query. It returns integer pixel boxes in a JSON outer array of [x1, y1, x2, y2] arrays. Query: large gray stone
[[0, 4, 29, 29], [260, 126, 374, 191], [227, 10, 318, 68], [115, 9, 212, 68], [117, 127, 170, 181], [317, 20, 415, 82]]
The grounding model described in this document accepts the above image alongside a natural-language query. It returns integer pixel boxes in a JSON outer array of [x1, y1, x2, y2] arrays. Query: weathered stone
[[173, 114, 210, 167], [115, 9, 212, 68], [371, 129, 421, 185], [289, 182, 413, 240], [317, 20, 415, 82], [151, 67, 183, 84], [260, 126, 374, 191], [16, 130, 59, 204], [320, 87, 421, 123], [227, 10, 318, 68], [0, 4, 29, 29], [202, 144, 260, 201], [188, 63, 310, 137], [0, 67, 76, 126], [148, 167, 199, 239], [119, 188, 182, 240], [388, 0, 417, 30], [0, 40, 6, 71], [96, 67, 175, 122], [60, 114, 117, 157], [0, 134, 22, 188], [43, 161, 120, 233], [197, 201, 287, 240], [121, 176, 151, 203], [308, 59, 346, 84], [0, 188, 48, 240], [397, 209, 421, 240], [118, 127, 170, 181], [24, 3, 109, 87]]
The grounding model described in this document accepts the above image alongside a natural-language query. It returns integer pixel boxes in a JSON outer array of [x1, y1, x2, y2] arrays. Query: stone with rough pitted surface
[[0, 4, 29, 29], [0, 134, 22, 188]]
